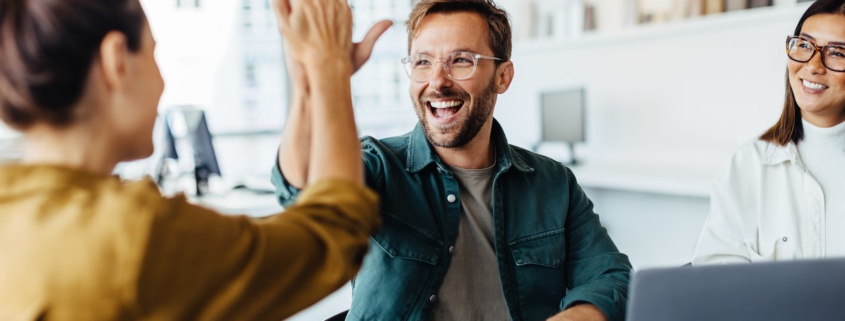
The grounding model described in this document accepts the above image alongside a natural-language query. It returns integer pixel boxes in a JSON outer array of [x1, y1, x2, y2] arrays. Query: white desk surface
[[189, 189, 283, 217], [567, 161, 718, 198]]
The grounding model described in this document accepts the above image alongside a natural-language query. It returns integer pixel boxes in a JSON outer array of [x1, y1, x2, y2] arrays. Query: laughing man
[[273, 0, 632, 320]]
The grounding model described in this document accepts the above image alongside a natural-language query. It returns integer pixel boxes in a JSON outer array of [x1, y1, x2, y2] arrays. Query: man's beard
[[413, 76, 496, 148]]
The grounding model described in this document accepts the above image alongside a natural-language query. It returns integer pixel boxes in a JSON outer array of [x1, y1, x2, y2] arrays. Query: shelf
[[513, 3, 811, 55]]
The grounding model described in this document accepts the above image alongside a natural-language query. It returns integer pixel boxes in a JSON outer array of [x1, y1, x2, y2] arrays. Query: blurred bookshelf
[[509, 0, 813, 43]]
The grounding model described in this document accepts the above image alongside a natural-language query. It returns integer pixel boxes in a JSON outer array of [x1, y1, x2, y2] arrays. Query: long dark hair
[[761, 0, 845, 146], [0, 0, 145, 130]]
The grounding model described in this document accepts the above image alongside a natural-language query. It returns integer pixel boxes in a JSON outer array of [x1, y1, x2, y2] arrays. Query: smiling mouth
[[802, 78, 829, 90], [428, 100, 465, 119]]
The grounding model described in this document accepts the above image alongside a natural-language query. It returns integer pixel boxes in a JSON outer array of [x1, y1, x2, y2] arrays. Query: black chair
[[325, 310, 348, 321]]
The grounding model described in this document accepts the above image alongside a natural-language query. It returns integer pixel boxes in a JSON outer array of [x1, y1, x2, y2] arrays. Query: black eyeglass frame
[[400, 51, 503, 83], [786, 35, 845, 72]]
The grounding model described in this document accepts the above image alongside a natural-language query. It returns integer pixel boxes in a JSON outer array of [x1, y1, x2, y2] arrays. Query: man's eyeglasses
[[401, 51, 502, 83], [786, 35, 845, 72]]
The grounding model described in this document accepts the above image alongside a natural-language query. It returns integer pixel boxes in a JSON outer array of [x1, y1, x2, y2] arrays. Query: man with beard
[[272, 0, 632, 320]]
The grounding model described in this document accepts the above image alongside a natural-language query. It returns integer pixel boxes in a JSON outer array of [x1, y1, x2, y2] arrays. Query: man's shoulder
[[358, 133, 413, 170], [507, 144, 571, 175], [360, 132, 410, 155]]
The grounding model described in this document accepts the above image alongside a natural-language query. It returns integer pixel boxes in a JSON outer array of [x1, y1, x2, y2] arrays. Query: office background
[[0, 0, 815, 319]]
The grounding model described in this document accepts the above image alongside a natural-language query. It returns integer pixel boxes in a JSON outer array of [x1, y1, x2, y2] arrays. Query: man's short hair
[[405, 0, 512, 63]]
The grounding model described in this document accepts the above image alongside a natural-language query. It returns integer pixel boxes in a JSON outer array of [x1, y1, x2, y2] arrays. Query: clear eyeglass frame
[[786, 35, 845, 72], [400, 51, 503, 83]]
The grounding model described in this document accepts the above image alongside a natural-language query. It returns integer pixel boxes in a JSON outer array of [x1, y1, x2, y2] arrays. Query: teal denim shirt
[[272, 119, 632, 321]]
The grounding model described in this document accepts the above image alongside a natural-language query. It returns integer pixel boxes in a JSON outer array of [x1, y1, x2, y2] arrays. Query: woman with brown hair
[[0, 0, 381, 320], [693, 0, 845, 265]]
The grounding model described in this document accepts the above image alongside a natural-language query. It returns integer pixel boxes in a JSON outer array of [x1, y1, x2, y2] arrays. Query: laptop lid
[[627, 259, 845, 321]]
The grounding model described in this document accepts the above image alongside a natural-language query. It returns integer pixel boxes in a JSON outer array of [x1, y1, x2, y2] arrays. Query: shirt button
[[783, 237, 788, 242], [430, 295, 437, 303], [449, 246, 455, 254], [447, 194, 456, 203], [437, 167, 443, 174]]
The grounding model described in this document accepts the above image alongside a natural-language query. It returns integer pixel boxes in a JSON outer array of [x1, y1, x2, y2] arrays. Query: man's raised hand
[[272, 0, 353, 69]]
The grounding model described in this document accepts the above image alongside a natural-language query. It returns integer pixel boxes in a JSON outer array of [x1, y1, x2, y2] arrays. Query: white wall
[[496, 4, 809, 168], [586, 187, 709, 269]]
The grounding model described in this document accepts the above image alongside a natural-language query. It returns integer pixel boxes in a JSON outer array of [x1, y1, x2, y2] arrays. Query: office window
[[348, 0, 418, 138], [176, 0, 201, 8]]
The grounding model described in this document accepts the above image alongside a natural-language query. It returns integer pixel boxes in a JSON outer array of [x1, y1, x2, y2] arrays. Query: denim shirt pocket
[[371, 210, 442, 264], [508, 227, 568, 321], [351, 210, 442, 321]]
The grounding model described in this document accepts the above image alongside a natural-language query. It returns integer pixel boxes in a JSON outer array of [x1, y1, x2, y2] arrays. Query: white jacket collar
[[762, 141, 806, 173]]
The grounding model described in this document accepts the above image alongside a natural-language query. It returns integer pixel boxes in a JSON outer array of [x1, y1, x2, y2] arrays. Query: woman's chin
[[123, 141, 155, 163], [796, 99, 831, 115]]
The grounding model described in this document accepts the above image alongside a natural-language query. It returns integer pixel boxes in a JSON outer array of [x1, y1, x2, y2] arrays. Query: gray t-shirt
[[431, 162, 511, 321]]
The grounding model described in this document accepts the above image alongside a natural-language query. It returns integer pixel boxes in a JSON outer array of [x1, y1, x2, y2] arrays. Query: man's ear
[[98, 31, 130, 92], [495, 61, 514, 94]]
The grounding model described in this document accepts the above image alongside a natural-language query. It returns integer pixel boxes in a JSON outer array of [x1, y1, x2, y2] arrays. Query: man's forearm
[[278, 88, 312, 189]]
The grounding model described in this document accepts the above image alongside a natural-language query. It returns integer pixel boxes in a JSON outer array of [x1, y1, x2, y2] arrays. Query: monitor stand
[[195, 165, 211, 197], [565, 142, 579, 166], [532, 142, 579, 165]]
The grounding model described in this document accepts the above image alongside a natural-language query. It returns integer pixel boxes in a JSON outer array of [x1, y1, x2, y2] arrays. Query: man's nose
[[427, 61, 452, 92]]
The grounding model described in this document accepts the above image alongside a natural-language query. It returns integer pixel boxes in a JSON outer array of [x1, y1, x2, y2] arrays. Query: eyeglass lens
[[404, 52, 477, 82], [787, 37, 845, 71]]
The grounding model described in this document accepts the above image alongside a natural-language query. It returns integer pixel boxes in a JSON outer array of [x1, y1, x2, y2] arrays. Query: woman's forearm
[[304, 58, 362, 185]]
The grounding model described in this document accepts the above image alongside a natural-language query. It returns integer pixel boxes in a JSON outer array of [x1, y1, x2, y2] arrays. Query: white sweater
[[797, 119, 845, 258]]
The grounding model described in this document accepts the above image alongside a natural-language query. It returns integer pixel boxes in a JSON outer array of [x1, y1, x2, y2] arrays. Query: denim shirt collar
[[405, 118, 534, 174]]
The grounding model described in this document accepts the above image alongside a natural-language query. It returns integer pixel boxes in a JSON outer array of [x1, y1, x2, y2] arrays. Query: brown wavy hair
[[0, 0, 145, 130], [405, 0, 512, 64], [761, 0, 845, 146]]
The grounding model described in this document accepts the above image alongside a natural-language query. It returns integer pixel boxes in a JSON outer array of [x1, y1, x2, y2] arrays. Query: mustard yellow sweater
[[0, 165, 380, 321]]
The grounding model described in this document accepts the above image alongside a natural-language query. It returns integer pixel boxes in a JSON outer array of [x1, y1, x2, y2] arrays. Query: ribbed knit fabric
[[798, 119, 845, 258]]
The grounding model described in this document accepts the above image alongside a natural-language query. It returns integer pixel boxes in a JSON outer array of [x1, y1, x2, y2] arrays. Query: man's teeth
[[430, 101, 462, 108], [803, 79, 829, 90]]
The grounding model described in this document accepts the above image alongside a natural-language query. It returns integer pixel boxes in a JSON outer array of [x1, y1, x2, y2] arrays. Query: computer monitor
[[539, 88, 585, 164], [163, 117, 179, 161], [180, 109, 221, 196], [155, 118, 179, 187]]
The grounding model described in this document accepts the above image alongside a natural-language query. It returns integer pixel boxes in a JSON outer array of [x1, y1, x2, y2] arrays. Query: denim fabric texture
[[272, 119, 632, 321]]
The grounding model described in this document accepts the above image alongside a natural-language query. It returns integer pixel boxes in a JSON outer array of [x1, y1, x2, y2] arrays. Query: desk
[[562, 161, 716, 269], [188, 189, 283, 217], [567, 161, 718, 198]]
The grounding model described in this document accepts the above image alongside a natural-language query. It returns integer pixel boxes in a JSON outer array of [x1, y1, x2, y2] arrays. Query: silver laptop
[[627, 259, 845, 321]]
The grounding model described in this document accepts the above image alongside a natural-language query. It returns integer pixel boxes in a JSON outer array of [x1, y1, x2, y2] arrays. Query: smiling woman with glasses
[[693, 0, 845, 266]]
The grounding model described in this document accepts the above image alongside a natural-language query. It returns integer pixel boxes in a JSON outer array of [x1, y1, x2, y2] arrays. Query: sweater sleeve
[[135, 178, 380, 320]]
